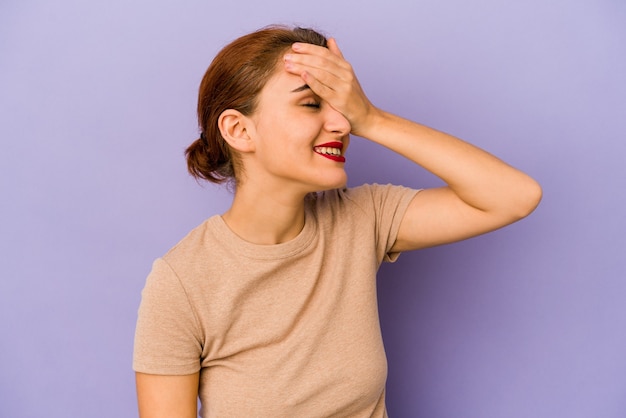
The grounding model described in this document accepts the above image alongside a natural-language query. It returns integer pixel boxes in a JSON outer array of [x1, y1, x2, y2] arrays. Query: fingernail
[[284, 54, 292, 61], [292, 43, 302, 50]]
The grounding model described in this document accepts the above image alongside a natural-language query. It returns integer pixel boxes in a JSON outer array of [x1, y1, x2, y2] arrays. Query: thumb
[[327, 38, 344, 58]]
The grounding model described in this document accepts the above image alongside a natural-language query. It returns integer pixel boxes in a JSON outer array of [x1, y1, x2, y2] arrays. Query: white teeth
[[315, 146, 341, 156]]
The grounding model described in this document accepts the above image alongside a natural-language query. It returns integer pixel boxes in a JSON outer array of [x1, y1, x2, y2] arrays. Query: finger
[[292, 39, 345, 60], [284, 53, 347, 81], [292, 42, 347, 67], [300, 70, 353, 116], [285, 49, 353, 87], [284, 58, 348, 98], [292, 42, 327, 54], [300, 71, 334, 96]]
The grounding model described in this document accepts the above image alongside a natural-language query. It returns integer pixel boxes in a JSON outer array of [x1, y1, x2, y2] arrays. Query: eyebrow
[[290, 84, 311, 93]]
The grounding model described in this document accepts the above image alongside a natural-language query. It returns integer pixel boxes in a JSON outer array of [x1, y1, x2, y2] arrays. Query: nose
[[323, 105, 351, 136]]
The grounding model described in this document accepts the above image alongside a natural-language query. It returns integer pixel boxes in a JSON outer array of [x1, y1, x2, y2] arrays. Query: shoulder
[[315, 184, 418, 213], [159, 216, 222, 270]]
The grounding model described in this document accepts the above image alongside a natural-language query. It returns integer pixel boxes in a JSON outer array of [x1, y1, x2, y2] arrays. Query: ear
[[218, 109, 255, 153]]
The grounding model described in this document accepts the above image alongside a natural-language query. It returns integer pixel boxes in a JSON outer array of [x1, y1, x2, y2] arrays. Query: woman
[[133, 26, 541, 417]]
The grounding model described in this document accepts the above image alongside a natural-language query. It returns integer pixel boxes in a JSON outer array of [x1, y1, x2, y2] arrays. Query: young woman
[[133, 26, 541, 417]]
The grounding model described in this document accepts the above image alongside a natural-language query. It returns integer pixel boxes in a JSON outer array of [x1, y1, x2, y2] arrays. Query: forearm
[[358, 109, 542, 219], [285, 39, 541, 249]]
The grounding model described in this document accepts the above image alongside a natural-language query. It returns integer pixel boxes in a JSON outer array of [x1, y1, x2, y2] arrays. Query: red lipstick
[[316, 141, 344, 148], [313, 141, 346, 162]]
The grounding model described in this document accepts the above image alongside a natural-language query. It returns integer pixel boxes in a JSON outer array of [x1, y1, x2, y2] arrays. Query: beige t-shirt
[[134, 184, 418, 417]]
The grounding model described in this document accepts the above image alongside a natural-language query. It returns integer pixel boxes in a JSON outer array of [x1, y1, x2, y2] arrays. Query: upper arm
[[391, 186, 522, 252], [136, 372, 199, 418]]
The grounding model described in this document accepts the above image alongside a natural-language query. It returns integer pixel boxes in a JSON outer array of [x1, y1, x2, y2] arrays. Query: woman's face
[[245, 60, 351, 194]]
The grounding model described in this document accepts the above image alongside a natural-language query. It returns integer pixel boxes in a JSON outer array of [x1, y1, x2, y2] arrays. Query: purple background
[[1, 1, 625, 417]]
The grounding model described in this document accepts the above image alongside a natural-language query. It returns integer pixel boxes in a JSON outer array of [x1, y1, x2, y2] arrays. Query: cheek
[[261, 119, 318, 148], [253, 106, 324, 155]]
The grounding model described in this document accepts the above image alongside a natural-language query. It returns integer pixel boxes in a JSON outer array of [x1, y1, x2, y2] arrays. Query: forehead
[[261, 65, 307, 97]]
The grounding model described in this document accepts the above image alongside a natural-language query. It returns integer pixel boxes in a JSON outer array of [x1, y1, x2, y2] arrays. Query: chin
[[314, 174, 348, 192]]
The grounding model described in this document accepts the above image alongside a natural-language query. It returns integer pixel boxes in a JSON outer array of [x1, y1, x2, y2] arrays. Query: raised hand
[[283, 38, 379, 136]]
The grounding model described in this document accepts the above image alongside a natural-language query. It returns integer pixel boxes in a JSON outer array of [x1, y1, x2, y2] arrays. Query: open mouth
[[314, 141, 345, 162]]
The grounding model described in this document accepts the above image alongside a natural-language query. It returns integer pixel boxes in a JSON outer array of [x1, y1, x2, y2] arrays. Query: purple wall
[[1, 1, 624, 417]]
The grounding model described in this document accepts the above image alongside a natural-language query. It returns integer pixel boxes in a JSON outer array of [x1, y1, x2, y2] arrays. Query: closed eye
[[303, 102, 321, 109]]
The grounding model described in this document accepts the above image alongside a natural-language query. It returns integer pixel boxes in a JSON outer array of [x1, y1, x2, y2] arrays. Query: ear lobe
[[218, 109, 255, 152]]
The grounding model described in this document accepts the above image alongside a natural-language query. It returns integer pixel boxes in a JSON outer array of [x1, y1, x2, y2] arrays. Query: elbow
[[512, 177, 543, 220]]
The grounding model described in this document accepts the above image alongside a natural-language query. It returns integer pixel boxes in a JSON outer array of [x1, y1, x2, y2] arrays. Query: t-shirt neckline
[[207, 206, 317, 260]]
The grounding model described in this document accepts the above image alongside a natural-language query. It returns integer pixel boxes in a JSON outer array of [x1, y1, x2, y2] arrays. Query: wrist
[[351, 106, 386, 138], [351, 106, 387, 141]]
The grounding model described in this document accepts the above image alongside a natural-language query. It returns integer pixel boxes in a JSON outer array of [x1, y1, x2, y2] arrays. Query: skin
[[136, 373, 199, 418], [136, 38, 542, 417], [283, 39, 542, 250]]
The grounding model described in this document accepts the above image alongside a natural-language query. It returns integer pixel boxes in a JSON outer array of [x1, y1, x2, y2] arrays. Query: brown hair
[[185, 25, 328, 184]]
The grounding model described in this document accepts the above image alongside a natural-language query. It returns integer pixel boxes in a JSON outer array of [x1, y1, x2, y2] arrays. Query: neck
[[222, 181, 309, 245]]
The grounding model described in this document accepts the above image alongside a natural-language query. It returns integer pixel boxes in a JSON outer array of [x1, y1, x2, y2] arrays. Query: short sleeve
[[133, 258, 203, 375], [346, 184, 420, 263]]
